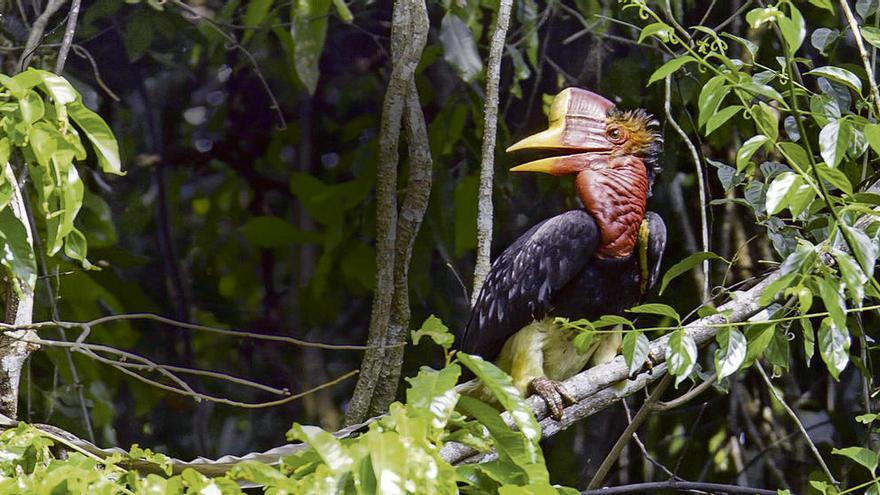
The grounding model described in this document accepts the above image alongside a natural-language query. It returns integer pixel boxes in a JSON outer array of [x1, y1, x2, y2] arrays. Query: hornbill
[[458, 88, 666, 420]]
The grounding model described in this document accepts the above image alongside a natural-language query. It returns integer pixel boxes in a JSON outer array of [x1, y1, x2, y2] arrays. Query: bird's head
[[507, 88, 662, 183]]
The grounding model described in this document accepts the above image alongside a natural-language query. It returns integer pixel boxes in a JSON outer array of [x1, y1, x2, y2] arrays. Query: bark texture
[[344, 0, 431, 425], [471, 0, 514, 305]]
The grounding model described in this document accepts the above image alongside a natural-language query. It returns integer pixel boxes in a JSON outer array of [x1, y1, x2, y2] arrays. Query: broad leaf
[[622, 331, 649, 377], [715, 327, 746, 379], [439, 15, 483, 83], [778, 4, 806, 56], [706, 105, 742, 135], [736, 135, 769, 171], [405, 365, 460, 430], [698, 76, 729, 128], [819, 119, 851, 168], [412, 315, 454, 350], [832, 447, 878, 473], [667, 329, 697, 386], [818, 316, 850, 379], [67, 101, 123, 175], [290, 0, 332, 94], [627, 303, 681, 324], [806, 66, 863, 94], [766, 172, 802, 215]]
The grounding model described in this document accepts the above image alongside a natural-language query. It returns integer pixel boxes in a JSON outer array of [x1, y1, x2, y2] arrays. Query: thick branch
[[471, 0, 513, 305]]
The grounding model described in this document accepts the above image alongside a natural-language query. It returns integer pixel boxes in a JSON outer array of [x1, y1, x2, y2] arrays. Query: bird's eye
[[606, 126, 625, 143]]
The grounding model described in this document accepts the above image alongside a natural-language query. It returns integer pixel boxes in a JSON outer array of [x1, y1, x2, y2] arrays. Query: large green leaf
[[778, 4, 806, 56], [816, 275, 847, 331], [457, 396, 549, 485], [411, 315, 455, 350], [706, 105, 742, 135], [287, 424, 353, 476], [627, 303, 680, 324], [806, 66, 863, 94], [832, 447, 878, 474], [819, 119, 851, 168], [290, 0, 332, 94], [835, 251, 867, 305], [457, 353, 541, 459], [67, 101, 123, 175], [404, 364, 460, 430], [766, 172, 801, 215]]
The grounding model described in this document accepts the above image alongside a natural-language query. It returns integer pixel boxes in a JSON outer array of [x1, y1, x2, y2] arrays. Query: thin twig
[[71, 44, 119, 101], [838, 0, 880, 117], [665, 75, 710, 302], [755, 361, 838, 486], [587, 373, 673, 489], [653, 373, 717, 411], [622, 399, 680, 479], [581, 480, 780, 495], [19, 0, 67, 72], [53, 0, 80, 73], [471, 0, 513, 305]]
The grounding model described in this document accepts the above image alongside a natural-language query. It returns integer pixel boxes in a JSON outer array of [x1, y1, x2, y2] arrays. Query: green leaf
[[866, 123, 880, 155], [638, 22, 674, 44], [439, 14, 483, 83], [63, 228, 92, 270], [816, 275, 848, 331], [738, 81, 785, 104], [809, 0, 835, 13], [759, 272, 798, 306], [818, 316, 850, 379], [715, 327, 746, 379], [751, 102, 779, 141], [18, 90, 44, 126], [744, 324, 775, 367], [746, 6, 782, 28], [778, 5, 806, 56], [698, 76, 729, 128], [124, 13, 154, 61], [627, 303, 680, 324], [290, 0, 332, 94], [667, 329, 697, 386], [573, 329, 597, 354], [766, 172, 802, 215], [0, 206, 36, 291], [766, 326, 790, 370], [659, 251, 725, 294], [67, 101, 123, 175], [832, 446, 878, 473], [243, 0, 273, 27], [802, 318, 815, 364], [862, 26, 880, 48], [622, 331, 649, 377], [815, 162, 853, 194], [411, 315, 454, 350], [736, 134, 769, 171], [405, 364, 460, 429], [457, 353, 542, 460], [819, 119, 851, 168], [806, 66, 863, 94], [841, 224, 878, 277], [648, 56, 696, 85], [706, 105, 742, 135], [835, 251, 867, 304], [287, 424, 353, 475], [457, 396, 548, 485], [856, 413, 880, 424], [331, 0, 353, 22]]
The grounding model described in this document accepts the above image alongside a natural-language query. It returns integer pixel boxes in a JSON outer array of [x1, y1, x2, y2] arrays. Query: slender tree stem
[[472, 0, 513, 305], [53, 0, 80, 74], [839, 0, 880, 117]]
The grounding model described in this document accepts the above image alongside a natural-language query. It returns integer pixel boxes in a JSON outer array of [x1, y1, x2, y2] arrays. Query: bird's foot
[[529, 377, 576, 421]]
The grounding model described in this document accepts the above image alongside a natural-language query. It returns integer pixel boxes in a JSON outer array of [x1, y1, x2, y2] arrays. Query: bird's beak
[[508, 88, 616, 175]]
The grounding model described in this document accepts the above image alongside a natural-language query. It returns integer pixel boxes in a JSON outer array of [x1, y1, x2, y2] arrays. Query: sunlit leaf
[[805, 66, 863, 94], [706, 105, 742, 135], [412, 315, 454, 350], [715, 327, 746, 379], [67, 101, 123, 175], [667, 329, 697, 386], [405, 364, 460, 430], [778, 4, 805, 56], [819, 119, 851, 168], [766, 172, 801, 215], [627, 303, 680, 324], [832, 447, 877, 473], [648, 56, 696, 85], [698, 76, 729, 128], [736, 134, 769, 171]]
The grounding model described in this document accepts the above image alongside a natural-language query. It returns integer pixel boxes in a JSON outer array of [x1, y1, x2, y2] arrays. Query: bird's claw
[[529, 377, 576, 421]]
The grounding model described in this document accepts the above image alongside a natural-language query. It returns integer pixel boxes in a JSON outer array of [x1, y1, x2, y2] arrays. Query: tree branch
[[53, 0, 80, 74], [580, 480, 780, 495], [344, 0, 430, 426], [471, 0, 513, 305], [19, 0, 67, 72]]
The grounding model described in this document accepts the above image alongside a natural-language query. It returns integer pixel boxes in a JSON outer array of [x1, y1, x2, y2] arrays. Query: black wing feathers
[[459, 210, 600, 361]]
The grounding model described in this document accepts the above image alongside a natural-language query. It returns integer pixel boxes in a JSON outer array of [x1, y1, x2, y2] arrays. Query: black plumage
[[458, 210, 667, 363]]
